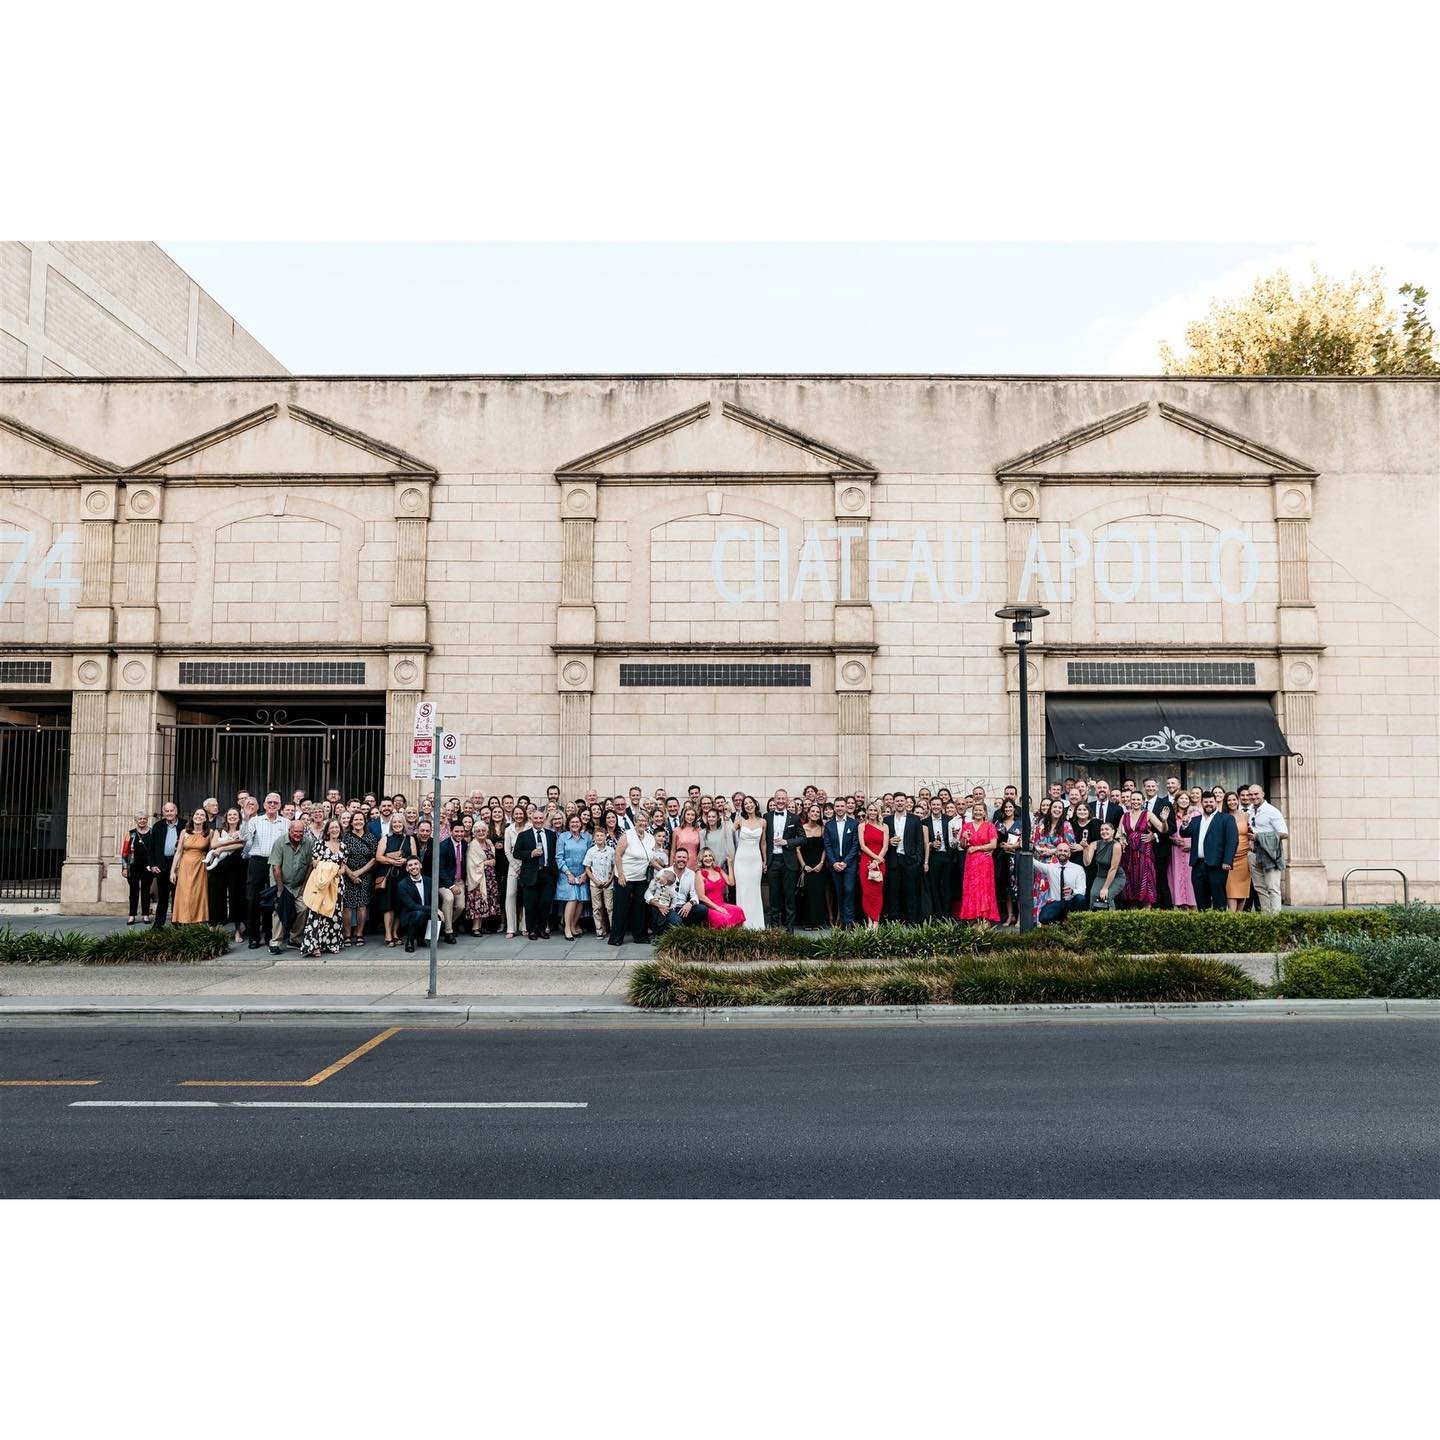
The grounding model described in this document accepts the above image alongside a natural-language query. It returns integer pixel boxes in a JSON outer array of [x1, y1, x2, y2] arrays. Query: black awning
[[1046, 696, 1293, 762]]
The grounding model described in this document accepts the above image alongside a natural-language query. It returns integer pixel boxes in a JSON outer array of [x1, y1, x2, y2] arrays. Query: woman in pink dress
[[695, 847, 745, 928], [1167, 791, 1197, 909], [1119, 792, 1161, 907], [958, 801, 1001, 922]]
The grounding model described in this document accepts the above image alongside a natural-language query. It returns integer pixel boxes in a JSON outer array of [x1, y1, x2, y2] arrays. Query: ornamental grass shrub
[[0, 924, 231, 966], [1383, 902, 1440, 939], [629, 952, 1261, 1008]]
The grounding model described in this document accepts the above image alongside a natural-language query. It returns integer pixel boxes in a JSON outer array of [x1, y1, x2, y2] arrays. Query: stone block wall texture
[[0, 241, 285, 378], [0, 374, 1433, 906]]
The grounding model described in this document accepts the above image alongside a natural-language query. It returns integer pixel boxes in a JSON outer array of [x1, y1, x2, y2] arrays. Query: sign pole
[[428, 722, 442, 998]]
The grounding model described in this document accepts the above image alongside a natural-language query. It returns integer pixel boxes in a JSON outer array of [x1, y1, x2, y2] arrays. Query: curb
[[0, 998, 1436, 1026]]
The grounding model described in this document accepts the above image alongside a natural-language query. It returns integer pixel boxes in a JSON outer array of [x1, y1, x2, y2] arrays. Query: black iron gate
[[156, 715, 386, 812], [0, 722, 70, 899]]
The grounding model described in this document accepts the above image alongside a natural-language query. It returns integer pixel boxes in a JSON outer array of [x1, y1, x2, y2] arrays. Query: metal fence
[[156, 718, 387, 813], [0, 722, 70, 899]]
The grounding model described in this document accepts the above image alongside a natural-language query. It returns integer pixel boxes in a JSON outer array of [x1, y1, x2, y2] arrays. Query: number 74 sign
[[0, 531, 79, 608]]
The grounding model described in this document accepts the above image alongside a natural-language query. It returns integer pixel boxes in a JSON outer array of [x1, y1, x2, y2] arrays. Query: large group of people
[[117, 773, 1291, 948]]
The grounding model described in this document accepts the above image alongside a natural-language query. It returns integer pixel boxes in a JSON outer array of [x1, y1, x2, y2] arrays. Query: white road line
[[69, 1100, 587, 1110]]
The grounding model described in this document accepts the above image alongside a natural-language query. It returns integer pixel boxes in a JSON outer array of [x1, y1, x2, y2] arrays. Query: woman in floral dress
[[465, 817, 500, 931], [301, 819, 347, 956]]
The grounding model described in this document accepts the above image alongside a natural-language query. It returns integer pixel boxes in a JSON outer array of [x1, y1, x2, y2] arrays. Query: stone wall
[[0, 374, 1433, 908]]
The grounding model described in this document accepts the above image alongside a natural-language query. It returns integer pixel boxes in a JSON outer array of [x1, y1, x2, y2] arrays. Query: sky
[[162, 241, 1439, 376]]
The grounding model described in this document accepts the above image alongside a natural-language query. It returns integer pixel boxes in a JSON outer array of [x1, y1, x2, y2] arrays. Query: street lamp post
[[996, 604, 1050, 934]]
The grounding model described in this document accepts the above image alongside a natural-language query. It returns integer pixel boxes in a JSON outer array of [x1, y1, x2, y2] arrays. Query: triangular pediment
[[557, 400, 875, 478], [998, 400, 1317, 479], [0, 414, 120, 479], [130, 403, 435, 478]]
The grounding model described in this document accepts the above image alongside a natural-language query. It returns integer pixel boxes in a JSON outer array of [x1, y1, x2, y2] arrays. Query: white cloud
[[1107, 241, 1440, 373]]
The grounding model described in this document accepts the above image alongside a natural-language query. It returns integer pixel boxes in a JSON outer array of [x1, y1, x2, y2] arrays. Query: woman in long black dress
[[1069, 801, 1101, 899], [798, 801, 829, 929], [992, 797, 1025, 927]]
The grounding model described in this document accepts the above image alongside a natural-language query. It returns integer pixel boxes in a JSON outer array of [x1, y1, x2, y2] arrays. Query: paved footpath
[[0, 913, 654, 1008]]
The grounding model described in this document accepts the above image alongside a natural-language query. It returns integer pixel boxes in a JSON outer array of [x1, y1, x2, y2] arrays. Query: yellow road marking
[[179, 1028, 401, 1089], [0, 1079, 101, 1087]]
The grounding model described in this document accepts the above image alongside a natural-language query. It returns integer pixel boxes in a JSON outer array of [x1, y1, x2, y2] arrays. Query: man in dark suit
[[823, 797, 860, 927], [921, 798, 953, 922], [765, 790, 805, 931], [884, 794, 926, 924], [394, 857, 435, 952], [435, 826, 465, 944], [1181, 793, 1238, 911], [143, 802, 182, 928], [1091, 781, 1124, 830], [513, 806, 559, 939], [1141, 779, 1175, 908]]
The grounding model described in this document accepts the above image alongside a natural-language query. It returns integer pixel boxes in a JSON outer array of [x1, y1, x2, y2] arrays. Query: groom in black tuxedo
[[885, 794, 927, 924], [765, 790, 805, 931]]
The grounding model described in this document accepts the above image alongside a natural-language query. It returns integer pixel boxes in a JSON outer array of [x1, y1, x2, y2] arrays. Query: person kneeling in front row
[[1036, 841, 1089, 925], [394, 857, 436, 953], [647, 848, 709, 931]]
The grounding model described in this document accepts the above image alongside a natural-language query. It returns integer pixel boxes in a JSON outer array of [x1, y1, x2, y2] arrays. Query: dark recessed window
[[178, 661, 367, 687], [619, 663, 812, 688], [1066, 662, 1257, 686], [0, 660, 52, 684]]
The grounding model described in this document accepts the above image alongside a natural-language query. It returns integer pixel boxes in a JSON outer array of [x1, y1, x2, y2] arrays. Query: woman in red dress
[[858, 802, 888, 928], [958, 800, 1000, 922], [694, 847, 745, 928]]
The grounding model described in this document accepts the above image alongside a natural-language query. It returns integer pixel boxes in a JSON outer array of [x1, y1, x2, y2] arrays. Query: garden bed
[[0, 925, 233, 966], [630, 952, 1262, 1008]]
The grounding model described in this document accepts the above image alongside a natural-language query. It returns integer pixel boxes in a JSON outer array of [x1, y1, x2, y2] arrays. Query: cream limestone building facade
[[0, 374, 1434, 911]]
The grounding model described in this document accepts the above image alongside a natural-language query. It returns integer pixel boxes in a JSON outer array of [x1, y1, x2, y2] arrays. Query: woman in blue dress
[[556, 814, 592, 940]]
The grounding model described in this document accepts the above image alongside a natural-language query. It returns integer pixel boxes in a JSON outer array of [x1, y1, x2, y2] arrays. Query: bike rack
[[1341, 867, 1410, 907]]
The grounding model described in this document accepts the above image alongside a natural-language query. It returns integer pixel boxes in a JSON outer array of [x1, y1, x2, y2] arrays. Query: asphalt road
[[2, 1017, 1437, 1198]]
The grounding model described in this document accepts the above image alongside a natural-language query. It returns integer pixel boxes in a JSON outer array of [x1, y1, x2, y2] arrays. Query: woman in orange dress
[[1225, 791, 1252, 910], [958, 800, 1000, 922], [858, 803, 888, 928], [169, 808, 211, 924]]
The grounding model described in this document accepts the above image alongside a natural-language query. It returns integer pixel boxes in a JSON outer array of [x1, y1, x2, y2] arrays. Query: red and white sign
[[410, 733, 435, 780]]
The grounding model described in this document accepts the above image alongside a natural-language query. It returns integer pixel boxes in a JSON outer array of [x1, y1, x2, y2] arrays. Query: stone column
[[388, 479, 432, 649], [554, 479, 598, 792], [104, 663, 175, 907], [1278, 668, 1325, 905], [74, 481, 118, 647], [61, 654, 111, 907], [117, 480, 165, 644], [832, 479, 874, 792], [385, 684, 422, 799], [1271, 479, 1325, 902]]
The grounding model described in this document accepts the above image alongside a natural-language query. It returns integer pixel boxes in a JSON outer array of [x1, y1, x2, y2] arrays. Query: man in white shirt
[[649, 847, 708, 930], [242, 792, 290, 949], [824, 798, 859, 926], [1246, 784, 1290, 913], [1036, 842, 1088, 925]]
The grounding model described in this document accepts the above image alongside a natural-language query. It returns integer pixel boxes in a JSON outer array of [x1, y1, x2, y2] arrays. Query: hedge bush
[[630, 952, 1262, 1008], [1278, 948, 1371, 999], [0, 924, 232, 966], [652, 908, 1399, 964], [1067, 908, 1393, 954], [1315, 931, 1440, 999]]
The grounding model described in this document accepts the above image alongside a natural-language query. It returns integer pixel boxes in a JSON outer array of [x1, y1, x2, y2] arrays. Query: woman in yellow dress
[[1225, 790, 1252, 911], [170, 808, 211, 924]]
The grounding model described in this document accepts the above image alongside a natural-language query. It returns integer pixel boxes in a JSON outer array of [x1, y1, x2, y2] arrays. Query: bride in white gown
[[733, 802, 767, 930]]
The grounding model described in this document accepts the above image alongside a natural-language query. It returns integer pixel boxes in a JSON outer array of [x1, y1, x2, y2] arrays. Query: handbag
[[867, 859, 883, 883]]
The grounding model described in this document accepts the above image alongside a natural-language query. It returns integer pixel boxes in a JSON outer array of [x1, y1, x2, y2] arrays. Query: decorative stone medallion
[[76, 659, 102, 685], [399, 487, 425, 514], [122, 660, 147, 685], [840, 486, 866, 513], [841, 660, 866, 685], [393, 658, 418, 685], [1288, 661, 1314, 688], [562, 660, 589, 687]]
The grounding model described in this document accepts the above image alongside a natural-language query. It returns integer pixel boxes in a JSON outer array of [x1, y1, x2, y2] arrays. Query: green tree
[[1161, 267, 1440, 376]]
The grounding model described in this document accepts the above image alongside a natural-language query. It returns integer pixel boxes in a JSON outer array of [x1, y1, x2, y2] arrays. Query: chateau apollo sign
[[710, 523, 1260, 607]]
